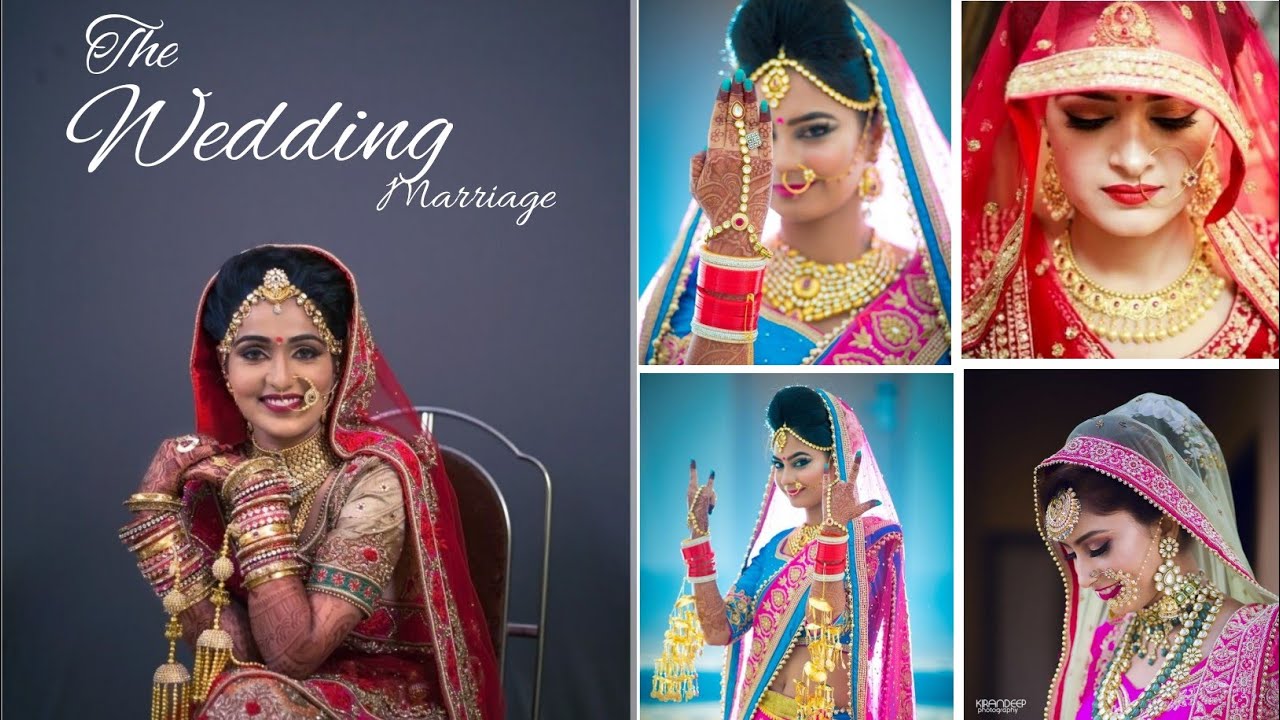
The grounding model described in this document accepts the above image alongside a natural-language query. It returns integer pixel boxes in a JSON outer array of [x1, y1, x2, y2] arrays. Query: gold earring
[[1187, 146, 1220, 220], [858, 165, 882, 200], [1042, 146, 1074, 221]]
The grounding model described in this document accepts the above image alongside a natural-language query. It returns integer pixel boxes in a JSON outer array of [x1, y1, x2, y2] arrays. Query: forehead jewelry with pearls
[[1045, 486, 1082, 543], [749, 48, 879, 112], [770, 424, 835, 456], [218, 268, 344, 359]]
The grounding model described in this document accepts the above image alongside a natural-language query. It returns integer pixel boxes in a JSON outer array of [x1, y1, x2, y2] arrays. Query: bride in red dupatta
[[120, 245, 501, 719], [961, 2, 1278, 358]]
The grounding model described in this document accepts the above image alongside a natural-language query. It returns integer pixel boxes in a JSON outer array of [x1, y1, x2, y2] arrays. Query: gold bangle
[[221, 457, 282, 503], [125, 499, 185, 513], [236, 532, 299, 557], [173, 579, 215, 614], [126, 492, 182, 506], [243, 563, 304, 591], [231, 494, 293, 515], [132, 529, 184, 562]]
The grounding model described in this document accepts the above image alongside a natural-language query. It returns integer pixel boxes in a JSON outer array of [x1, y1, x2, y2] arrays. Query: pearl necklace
[[1052, 229, 1225, 344], [763, 236, 903, 323], [1092, 573, 1224, 720]]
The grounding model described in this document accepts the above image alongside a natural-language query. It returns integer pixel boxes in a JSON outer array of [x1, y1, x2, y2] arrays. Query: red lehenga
[[960, 2, 1279, 358], [181, 245, 502, 719]]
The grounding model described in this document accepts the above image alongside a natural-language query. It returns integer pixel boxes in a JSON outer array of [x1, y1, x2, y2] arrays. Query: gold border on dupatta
[[1006, 47, 1251, 152], [962, 215, 1025, 344], [1209, 211, 1280, 331], [640, 207, 703, 364]]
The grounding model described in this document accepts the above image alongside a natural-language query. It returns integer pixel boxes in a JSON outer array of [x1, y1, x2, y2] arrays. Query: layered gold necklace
[[251, 428, 341, 532], [1092, 572, 1224, 720], [785, 523, 823, 557], [1052, 230, 1225, 344], [763, 236, 903, 323]]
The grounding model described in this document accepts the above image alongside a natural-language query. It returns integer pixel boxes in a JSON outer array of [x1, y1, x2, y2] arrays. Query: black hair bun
[[767, 385, 834, 449]]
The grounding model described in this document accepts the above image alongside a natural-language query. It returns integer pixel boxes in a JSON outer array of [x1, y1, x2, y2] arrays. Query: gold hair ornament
[[218, 268, 344, 358], [749, 48, 879, 112], [771, 424, 835, 456], [1045, 487, 1081, 542]]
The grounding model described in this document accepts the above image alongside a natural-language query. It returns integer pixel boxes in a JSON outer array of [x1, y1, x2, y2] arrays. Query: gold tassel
[[795, 596, 844, 720], [153, 551, 192, 720], [649, 583, 704, 702], [191, 530, 235, 700]]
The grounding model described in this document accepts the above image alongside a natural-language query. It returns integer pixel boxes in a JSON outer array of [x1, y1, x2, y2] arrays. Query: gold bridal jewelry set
[[1041, 137, 1226, 345]]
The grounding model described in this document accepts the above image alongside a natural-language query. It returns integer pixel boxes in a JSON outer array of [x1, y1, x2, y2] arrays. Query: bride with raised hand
[[652, 386, 915, 720], [640, 0, 951, 366], [118, 245, 501, 719], [961, 1, 1278, 358]]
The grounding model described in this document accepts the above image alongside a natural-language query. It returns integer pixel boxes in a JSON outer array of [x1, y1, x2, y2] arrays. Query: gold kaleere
[[191, 529, 236, 700], [650, 584, 705, 702], [795, 595, 843, 720], [153, 549, 192, 720]]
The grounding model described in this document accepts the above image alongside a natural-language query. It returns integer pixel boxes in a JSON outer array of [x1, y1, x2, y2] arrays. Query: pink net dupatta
[[961, 2, 1279, 357], [1032, 393, 1277, 719], [723, 389, 914, 720], [187, 245, 503, 720]]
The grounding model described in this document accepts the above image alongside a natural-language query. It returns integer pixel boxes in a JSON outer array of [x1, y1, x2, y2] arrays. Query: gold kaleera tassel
[[795, 595, 842, 720], [153, 548, 192, 720], [650, 581, 705, 702], [191, 528, 235, 701]]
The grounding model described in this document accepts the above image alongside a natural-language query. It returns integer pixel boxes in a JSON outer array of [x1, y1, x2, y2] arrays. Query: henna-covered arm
[[247, 580, 363, 678], [181, 597, 262, 663], [687, 72, 774, 365], [247, 462, 405, 679]]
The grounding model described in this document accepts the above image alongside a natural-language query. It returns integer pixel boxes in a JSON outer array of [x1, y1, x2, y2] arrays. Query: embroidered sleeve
[[723, 534, 784, 641], [305, 462, 405, 616]]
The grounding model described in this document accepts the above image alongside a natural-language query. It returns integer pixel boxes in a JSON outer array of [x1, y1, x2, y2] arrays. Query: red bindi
[[776, 117, 786, 125], [1125, 94, 1133, 101], [274, 337, 284, 344]]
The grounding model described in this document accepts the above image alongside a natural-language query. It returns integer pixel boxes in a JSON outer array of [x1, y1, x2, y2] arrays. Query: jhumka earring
[[1187, 145, 1221, 220], [1041, 146, 1074, 222], [1153, 530, 1183, 594], [858, 165, 882, 200]]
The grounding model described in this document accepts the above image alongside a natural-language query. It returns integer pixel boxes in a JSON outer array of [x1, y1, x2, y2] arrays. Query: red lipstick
[[1102, 184, 1161, 206], [1096, 583, 1121, 601], [773, 184, 796, 199], [261, 394, 303, 413]]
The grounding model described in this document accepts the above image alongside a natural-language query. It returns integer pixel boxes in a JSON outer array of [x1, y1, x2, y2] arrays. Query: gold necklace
[[1052, 229, 1225, 344], [785, 523, 823, 557], [1092, 573, 1224, 720], [251, 428, 340, 531], [763, 235, 904, 323]]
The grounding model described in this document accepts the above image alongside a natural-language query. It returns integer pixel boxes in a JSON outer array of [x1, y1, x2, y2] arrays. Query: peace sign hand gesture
[[686, 460, 717, 537]]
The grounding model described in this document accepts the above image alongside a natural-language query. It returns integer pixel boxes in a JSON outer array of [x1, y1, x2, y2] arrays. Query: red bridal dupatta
[[961, 1, 1279, 358], [721, 390, 914, 720], [1033, 394, 1278, 719], [184, 245, 502, 719]]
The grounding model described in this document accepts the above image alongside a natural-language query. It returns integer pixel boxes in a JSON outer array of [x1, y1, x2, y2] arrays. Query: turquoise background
[[638, 0, 952, 284], [639, 373, 954, 718]]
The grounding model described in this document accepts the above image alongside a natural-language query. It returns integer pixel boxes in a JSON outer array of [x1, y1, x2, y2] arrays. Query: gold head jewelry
[[218, 268, 344, 359], [771, 424, 834, 456], [1089, 1, 1158, 48], [749, 48, 878, 112], [1045, 486, 1081, 542]]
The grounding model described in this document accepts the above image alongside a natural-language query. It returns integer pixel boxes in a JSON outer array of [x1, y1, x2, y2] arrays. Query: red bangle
[[694, 290, 760, 332], [697, 262, 764, 297], [681, 536, 717, 577]]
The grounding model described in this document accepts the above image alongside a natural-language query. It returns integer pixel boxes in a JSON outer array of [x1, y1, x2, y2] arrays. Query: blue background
[[639, 0, 952, 284], [639, 373, 954, 719]]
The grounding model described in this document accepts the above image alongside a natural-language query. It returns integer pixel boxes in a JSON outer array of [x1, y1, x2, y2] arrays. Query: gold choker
[[785, 524, 823, 557], [763, 237, 903, 323], [1052, 230, 1225, 344], [251, 429, 340, 504]]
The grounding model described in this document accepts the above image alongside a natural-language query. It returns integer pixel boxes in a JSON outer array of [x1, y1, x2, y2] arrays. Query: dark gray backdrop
[[1, 1, 629, 717]]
